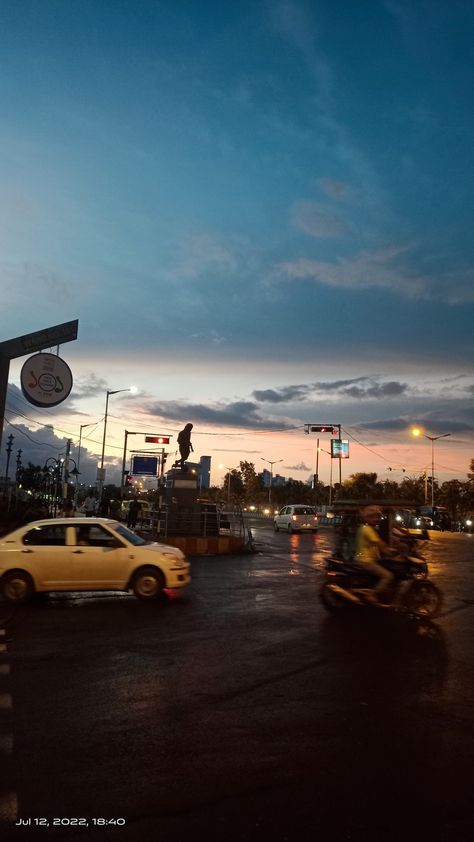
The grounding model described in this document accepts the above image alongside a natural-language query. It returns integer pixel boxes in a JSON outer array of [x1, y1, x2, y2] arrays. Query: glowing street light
[[411, 427, 451, 511]]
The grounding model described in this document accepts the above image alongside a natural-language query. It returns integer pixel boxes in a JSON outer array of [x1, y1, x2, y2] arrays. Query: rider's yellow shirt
[[354, 524, 382, 563]]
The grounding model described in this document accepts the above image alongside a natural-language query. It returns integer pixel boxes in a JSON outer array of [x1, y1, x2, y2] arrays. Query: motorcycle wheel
[[403, 581, 443, 618], [319, 581, 352, 612]]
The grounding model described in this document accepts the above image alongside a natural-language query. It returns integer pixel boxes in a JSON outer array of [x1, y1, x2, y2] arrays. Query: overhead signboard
[[20, 353, 73, 408], [131, 456, 159, 476], [331, 439, 350, 459], [0, 319, 79, 359]]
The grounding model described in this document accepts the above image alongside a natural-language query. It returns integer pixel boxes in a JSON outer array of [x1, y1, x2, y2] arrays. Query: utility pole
[[16, 448, 23, 484], [5, 433, 14, 482]]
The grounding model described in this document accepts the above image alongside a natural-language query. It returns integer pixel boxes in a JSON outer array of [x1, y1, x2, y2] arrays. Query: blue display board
[[131, 456, 159, 476]]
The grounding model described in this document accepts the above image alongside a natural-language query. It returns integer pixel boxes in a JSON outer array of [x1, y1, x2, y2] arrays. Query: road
[[0, 523, 473, 841]]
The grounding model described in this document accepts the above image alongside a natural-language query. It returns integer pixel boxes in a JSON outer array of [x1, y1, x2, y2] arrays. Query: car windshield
[[113, 524, 147, 546], [294, 507, 316, 515]]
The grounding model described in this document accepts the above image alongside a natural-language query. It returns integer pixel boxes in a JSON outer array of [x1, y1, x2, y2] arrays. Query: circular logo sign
[[20, 353, 73, 408]]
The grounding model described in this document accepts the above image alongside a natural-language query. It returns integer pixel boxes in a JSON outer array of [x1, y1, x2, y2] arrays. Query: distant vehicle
[[0, 518, 190, 604], [274, 505, 318, 534]]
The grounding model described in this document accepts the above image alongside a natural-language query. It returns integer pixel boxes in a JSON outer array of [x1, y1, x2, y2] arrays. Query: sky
[[1, 0, 473, 492]]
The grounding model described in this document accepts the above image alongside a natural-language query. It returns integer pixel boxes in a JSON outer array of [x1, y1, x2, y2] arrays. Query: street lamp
[[261, 458, 283, 505], [99, 388, 135, 502], [412, 428, 451, 512], [219, 464, 239, 505], [318, 447, 333, 507]]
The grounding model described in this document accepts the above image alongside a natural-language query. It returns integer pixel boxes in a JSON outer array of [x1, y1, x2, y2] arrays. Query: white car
[[0, 518, 190, 604], [274, 505, 318, 534]]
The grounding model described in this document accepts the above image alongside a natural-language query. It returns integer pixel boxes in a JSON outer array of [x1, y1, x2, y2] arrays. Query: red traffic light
[[145, 435, 170, 444], [310, 426, 335, 434]]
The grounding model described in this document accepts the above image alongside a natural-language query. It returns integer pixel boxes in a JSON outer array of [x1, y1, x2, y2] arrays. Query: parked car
[[274, 505, 318, 533], [0, 518, 190, 604]]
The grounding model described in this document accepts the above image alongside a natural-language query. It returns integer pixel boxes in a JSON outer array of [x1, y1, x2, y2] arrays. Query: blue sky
[[1, 0, 473, 488]]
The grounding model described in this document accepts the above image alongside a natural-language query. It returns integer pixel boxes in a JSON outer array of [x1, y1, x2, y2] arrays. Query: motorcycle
[[320, 550, 442, 619]]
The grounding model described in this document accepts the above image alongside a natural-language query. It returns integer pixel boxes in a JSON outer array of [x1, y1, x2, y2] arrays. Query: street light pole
[[425, 433, 451, 512], [99, 389, 132, 503], [318, 447, 333, 507], [261, 458, 283, 506], [412, 428, 451, 513]]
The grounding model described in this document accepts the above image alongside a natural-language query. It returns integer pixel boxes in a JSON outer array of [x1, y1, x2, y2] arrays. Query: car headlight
[[162, 552, 186, 567]]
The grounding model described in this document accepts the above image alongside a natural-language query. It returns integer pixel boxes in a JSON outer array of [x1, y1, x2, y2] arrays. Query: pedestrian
[[127, 497, 142, 529], [99, 494, 110, 517], [83, 494, 96, 517]]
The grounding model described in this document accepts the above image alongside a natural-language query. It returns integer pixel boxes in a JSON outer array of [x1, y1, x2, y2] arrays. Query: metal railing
[[136, 507, 247, 540]]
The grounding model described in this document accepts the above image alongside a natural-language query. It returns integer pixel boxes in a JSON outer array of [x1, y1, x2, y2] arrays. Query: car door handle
[[72, 549, 84, 554], [21, 549, 33, 553]]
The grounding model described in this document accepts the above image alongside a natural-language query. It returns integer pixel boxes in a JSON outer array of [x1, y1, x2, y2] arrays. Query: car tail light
[[292, 515, 297, 521]]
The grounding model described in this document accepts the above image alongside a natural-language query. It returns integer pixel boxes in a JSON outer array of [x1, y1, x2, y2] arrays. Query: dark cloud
[[285, 462, 311, 471], [253, 385, 309, 403], [359, 416, 474, 434], [253, 377, 408, 404], [146, 400, 294, 430], [73, 373, 109, 399], [343, 381, 408, 399]]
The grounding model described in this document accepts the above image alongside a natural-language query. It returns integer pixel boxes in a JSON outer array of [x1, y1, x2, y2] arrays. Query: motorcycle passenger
[[354, 506, 395, 605]]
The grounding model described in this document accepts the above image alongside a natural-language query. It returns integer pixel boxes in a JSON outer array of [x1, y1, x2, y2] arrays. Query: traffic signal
[[145, 435, 170, 444], [125, 474, 134, 486], [310, 426, 335, 433]]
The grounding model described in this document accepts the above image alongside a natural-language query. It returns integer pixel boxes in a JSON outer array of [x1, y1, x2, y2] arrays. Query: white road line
[[0, 791, 18, 823], [0, 693, 12, 710]]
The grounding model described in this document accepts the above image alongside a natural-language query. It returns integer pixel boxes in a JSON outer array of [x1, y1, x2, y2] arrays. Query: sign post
[[0, 320, 78, 455]]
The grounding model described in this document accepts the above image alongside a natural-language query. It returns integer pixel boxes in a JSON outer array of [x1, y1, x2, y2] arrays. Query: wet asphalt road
[[1, 524, 473, 842]]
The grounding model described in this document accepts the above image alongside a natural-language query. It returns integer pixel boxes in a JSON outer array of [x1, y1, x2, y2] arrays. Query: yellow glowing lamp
[[411, 427, 423, 437]]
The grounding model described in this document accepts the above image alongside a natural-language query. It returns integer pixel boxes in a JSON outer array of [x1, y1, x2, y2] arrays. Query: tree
[[16, 463, 45, 494], [239, 461, 265, 503], [341, 473, 379, 500]]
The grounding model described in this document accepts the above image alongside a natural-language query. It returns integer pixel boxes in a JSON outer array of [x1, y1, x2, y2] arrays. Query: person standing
[[83, 494, 96, 517], [127, 497, 142, 529]]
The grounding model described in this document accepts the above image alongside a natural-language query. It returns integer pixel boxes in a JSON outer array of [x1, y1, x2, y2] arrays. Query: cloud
[[285, 461, 311, 471], [253, 377, 409, 403], [73, 373, 110, 399], [342, 382, 408, 399], [291, 200, 349, 239], [359, 416, 474, 435], [253, 385, 310, 403], [319, 178, 353, 201], [275, 243, 430, 295], [145, 399, 295, 430]]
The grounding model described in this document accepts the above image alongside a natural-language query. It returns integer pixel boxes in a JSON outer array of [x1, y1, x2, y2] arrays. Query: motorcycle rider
[[354, 506, 395, 605]]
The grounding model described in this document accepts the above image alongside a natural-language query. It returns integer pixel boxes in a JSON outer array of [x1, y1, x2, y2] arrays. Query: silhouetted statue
[[174, 423, 194, 469]]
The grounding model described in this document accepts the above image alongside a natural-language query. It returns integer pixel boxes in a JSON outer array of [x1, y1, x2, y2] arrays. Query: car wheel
[[287, 523, 293, 533], [1, 570, 34, 604], [274, 522, 279, 532], [131, 567, 165, 601]]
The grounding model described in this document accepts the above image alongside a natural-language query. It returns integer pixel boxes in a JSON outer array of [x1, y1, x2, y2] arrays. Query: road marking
[[0, 694, 12, 710], [0, 791, 18, 823]]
